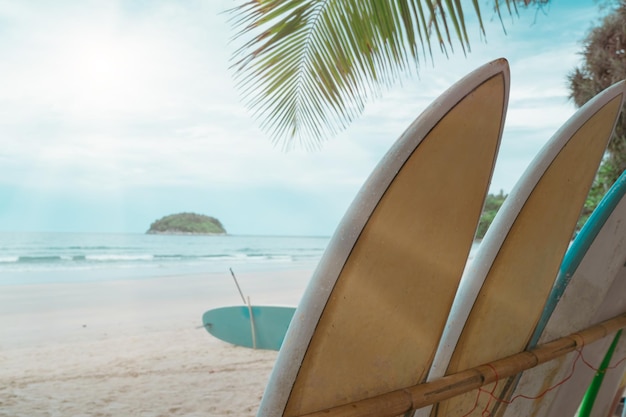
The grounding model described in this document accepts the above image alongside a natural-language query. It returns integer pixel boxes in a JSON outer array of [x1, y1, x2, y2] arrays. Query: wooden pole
[[297, 312, 626, 417], [228, 268, 257, 349], [247, 295, 257, 350], [230, 267, 247, 304]]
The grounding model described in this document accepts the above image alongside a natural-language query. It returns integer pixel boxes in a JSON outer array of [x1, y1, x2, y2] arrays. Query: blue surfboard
[[202, 305, 296, 351]]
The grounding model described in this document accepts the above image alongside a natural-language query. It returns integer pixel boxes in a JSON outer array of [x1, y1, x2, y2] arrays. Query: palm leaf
[[229, 0, 542, 149]]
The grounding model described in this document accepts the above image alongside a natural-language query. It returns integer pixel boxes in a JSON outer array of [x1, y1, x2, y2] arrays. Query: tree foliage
[[230, 0, 550, 148], [147, 212, 226, 235], [476, 191, 507, 239], [568, 0, 626, 227], [578, 159, 622, 229]]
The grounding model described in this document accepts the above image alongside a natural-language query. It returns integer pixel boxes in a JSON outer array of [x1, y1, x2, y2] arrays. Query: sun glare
[[78, 40, 125, 83], [72, 34, 133, 94], [60, 29, 161, 116]]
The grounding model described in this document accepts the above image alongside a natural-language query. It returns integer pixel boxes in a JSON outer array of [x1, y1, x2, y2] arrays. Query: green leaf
[[229, 0, 545, 148]]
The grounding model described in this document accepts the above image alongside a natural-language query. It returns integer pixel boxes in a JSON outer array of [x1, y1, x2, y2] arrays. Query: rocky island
[[146, 213, 227, 235]]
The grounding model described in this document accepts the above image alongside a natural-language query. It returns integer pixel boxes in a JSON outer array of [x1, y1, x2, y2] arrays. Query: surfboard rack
[[296, 312, 626, 417]]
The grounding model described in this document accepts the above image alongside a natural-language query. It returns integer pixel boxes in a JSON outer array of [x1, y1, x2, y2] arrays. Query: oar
[[296, 312, 626, 417], [230, 268, 258, 349]]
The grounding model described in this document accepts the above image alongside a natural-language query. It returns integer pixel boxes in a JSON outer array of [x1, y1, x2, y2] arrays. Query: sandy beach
[[0, 269, 313, 417]]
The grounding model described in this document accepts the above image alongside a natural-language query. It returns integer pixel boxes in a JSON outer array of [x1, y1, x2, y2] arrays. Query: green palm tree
[[229, 0, 550, 149]]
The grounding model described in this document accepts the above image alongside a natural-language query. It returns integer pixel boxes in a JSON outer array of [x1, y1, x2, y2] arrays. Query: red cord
[[452, 333, 626, 416]]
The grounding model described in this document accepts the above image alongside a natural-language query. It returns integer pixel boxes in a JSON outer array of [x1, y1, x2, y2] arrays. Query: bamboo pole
[[297, 312, 626, 417]]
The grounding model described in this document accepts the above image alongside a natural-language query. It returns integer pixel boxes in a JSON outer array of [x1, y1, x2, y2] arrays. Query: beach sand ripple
[[1, 328, 277, 417], [0, 270, 310, 417]]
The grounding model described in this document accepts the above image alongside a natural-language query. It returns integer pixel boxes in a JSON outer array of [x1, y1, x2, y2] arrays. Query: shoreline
[[0, 268, 313, 416]]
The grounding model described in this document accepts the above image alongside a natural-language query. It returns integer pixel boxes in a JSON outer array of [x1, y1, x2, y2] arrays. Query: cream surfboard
[[538, 257, 626, 417], [415, 81, 626, 417], [605, 371, 626, 417], [256, 59, 510, 417], [497, 169, 626, 417]]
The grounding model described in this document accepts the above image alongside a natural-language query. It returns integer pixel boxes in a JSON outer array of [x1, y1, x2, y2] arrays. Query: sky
[[0, 0, 613, 236]]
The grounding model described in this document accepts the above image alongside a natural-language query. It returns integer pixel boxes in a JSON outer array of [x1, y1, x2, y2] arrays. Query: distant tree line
[[569, 0, 626, 228], [477, 191, 507, 239]]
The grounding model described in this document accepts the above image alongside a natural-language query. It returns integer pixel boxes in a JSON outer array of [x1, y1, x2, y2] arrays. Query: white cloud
[[0, 0, 611, 234], [0, 1, 233, 121]]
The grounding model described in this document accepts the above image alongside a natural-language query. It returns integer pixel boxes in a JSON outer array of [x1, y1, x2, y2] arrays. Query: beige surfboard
[[256, 59, 510, 417], [497, 164, 626, 417], [428, 81, 625, 417]]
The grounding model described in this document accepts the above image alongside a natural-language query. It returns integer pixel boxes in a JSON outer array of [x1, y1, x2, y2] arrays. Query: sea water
[[0, 232, 330, 285], [0, 232, 481, 286]]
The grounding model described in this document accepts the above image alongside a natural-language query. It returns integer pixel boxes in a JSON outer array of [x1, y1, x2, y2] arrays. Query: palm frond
[[229, 0, 543, 149]]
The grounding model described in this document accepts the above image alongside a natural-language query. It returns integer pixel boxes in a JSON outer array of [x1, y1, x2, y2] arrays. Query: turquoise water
[[0, 232, 329, 285]]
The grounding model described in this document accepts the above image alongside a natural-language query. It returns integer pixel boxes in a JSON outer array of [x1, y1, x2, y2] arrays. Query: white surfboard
[[539, 263, 626, 417], [603, 370, 626, 417], [498, 170, 626, 417], [256, 59, 509, 417], [415, 81, 626, 417]]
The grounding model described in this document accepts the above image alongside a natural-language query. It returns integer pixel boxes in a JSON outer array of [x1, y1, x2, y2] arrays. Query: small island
[[147, 212, 227, 235]]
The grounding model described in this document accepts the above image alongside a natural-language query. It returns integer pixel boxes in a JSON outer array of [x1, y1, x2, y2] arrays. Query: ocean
[[0, 232, 330, 285], [0, 232, 482, 286]]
